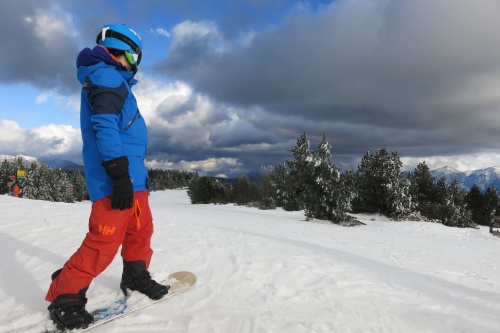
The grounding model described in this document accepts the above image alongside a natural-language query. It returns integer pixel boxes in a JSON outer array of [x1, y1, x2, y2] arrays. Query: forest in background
[[2, 133, 500, 228]]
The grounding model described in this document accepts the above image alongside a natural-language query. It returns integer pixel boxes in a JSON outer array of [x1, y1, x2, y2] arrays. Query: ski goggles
[[125, 50, 141, 67]]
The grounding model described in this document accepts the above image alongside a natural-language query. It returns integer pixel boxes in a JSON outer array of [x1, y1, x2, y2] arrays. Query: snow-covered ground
[[1, 190, 500, 333]]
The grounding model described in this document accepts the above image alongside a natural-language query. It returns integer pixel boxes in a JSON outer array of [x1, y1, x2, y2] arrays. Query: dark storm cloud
[[125, 0, 291, 39], [209, 119, 282, 148], [156, 0, 500, 171], [5, 0, 500, 176], [0, 0, 79, 93]]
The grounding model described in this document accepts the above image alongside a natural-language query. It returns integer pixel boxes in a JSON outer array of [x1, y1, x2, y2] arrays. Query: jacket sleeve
[[85, 68, 129, 161]]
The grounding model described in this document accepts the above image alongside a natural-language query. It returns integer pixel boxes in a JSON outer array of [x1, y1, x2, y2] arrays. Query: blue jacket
[[76, 46, 148, 202]]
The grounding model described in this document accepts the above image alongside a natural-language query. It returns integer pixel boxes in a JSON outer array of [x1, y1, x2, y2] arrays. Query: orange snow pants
[[46, 190, 153, 302]]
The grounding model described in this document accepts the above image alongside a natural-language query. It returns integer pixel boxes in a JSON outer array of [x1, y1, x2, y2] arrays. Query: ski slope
[[1, 190, 500, 333]]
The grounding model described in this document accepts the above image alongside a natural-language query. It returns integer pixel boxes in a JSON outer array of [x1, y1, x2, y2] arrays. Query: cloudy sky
[[2, 0, 500, 177]]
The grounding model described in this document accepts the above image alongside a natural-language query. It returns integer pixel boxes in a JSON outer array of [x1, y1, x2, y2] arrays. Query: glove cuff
[[102, 156, 129, 179]]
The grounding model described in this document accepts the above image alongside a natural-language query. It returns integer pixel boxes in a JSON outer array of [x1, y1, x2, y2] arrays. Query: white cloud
[[151, 27, 170, 38], [0, 119, 81, 160], [35, 93, 49, 104], [134, 75, 215, 150], [146, 157, 242, 177], [172, 20, 218, 40], [133, 74, 284, 175], [25, 4, 77, 51], [0, 120, 25, 149]]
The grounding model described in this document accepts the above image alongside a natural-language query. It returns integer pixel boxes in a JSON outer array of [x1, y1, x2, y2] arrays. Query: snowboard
[[39, 271, 196, 333]]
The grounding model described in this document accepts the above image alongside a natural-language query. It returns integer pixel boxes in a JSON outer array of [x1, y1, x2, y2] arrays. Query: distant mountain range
[[0, 155, 83, 170], [430, 166, 500, 192], [38, 158, 83, 169]]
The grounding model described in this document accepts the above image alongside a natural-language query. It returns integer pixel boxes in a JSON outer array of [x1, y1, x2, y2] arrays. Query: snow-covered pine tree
[[409, 161, 436, 217], [338, 170, 357, 214], [355, 148, 412, 218], [22, 161, 40, 200], [287, 132, 314, 211], [308, 134, 351, 223], [67, 169, 87, 201], [286, 133, 351, 223], [38, 164, 55, 201], [269, 163, 298, 210], [62, 170, 76, 203], [0, 159, 12, 194], [440, 179, 475, 228]]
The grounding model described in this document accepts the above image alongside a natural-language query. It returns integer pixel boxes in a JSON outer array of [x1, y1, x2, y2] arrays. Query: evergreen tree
[[68, 170, 88, 201], [303, 133, 332, 219], [285, 133, 351, 223], [355, 148, 412, 218], [0, 159, 13, 195], [269, 164, 298, 210], [37, 165, 54, 201], [338, 170, 357, 213], [148, 168, 194, 191], [53, 169, 75, 203], [483, 185, 499, 224], [187, 175, 230, 204], [230, 175, 260, 206], [307, 134, 350, 223], [430, 177, 449, 220], [466, 184, 486, 225], [409, 161, 436, 217], [22, 161, 40, 200], [440, 180, 475, 228], [287, 132, 314, 211], [257, 165, 277, 210]]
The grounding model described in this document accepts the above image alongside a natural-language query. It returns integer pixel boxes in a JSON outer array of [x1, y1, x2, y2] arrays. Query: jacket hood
[[76, 46, 137, 86], [76, 45, 123, 69]]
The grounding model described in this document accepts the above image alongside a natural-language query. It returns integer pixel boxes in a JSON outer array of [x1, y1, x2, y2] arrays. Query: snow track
[[1, 190, 500, 332]]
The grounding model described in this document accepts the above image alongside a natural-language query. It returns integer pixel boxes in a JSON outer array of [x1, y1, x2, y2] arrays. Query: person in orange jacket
[[45, 24, 169, 330], [13, 184, 19, 197]]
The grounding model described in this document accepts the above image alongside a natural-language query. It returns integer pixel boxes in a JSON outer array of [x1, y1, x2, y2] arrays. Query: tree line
[[0, 157, 193, 203], [188, 132, 500, 228], [4, 131, 500, 229]]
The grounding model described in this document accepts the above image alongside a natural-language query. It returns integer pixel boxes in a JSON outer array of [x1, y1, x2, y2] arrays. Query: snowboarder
[[45, 24, 169, 330]]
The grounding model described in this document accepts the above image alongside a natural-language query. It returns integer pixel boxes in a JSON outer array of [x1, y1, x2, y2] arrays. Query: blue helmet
[[96, 24, 142, 66]]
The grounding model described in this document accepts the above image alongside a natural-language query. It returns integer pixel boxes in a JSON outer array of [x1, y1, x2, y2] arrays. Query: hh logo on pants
[[99, 225, 116, 236]]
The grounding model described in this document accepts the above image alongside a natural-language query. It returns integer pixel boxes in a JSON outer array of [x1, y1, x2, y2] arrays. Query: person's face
[[116, 53, 133, 71]]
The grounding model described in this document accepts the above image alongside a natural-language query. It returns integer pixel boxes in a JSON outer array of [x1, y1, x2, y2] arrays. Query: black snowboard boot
[[120, 271, 170, 300], [48, 268, 93, 330], [48, 293, 93, 330]]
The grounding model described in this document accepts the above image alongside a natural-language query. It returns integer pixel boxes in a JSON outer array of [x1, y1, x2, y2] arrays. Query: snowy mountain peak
[[429, 165, 500, 192], [431, 166, 467, 184], [467, 166, 500, 176], [0, 154, 82, 169], [433, 166, 461, 173]]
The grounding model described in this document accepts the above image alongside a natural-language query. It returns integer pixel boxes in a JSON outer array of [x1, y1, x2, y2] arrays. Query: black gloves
[[102, 156, 134, 210]]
